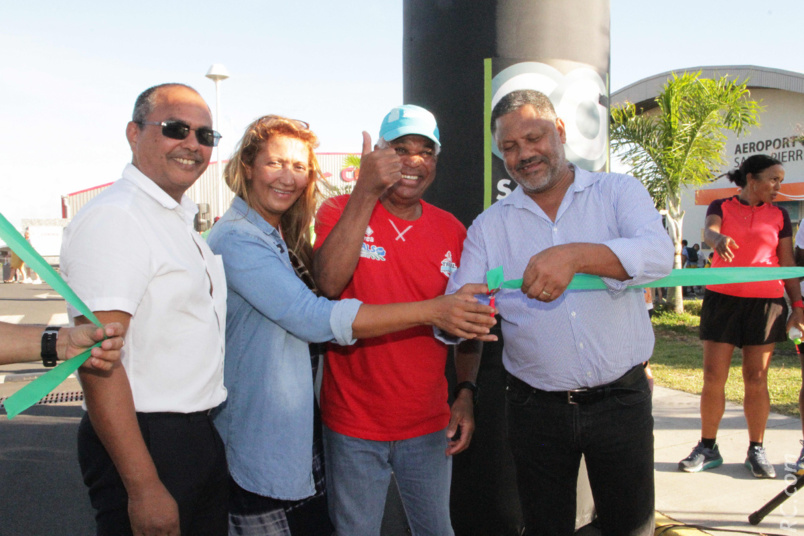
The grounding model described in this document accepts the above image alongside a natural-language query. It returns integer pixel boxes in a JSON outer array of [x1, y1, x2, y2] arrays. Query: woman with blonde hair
[[208, 115, 495, 535]]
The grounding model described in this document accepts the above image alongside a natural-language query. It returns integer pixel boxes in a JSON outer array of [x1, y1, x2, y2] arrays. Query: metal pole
[[206, 64, 230, 220], [214, 78, 224, 218]]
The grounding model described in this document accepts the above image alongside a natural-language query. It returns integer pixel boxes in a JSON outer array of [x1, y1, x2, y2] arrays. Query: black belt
[[507, 364, 646, 405], [137, 409, 213, 422]]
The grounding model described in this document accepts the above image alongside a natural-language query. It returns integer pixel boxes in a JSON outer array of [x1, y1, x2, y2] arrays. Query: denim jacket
[[209, 196, 361, 500]]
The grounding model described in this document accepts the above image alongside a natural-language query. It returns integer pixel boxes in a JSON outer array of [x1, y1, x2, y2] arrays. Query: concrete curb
[[655, 513, 709, 535]]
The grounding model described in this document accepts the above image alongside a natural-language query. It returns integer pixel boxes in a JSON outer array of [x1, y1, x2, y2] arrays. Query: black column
[[405, 0, 610, 227], [404, 2, 610, 534]]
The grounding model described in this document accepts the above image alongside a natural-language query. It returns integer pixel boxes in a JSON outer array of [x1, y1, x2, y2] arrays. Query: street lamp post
[[205, 63, 230, 218]]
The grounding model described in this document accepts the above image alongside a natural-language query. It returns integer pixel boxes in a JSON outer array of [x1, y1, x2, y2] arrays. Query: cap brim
[[382, 126, 440, 148]]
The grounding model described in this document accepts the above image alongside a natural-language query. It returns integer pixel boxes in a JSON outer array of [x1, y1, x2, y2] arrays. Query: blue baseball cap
[[378, 105, 440, 149]]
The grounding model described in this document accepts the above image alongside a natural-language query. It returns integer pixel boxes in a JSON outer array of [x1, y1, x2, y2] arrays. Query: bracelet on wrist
[[792, 300, 804, 309]]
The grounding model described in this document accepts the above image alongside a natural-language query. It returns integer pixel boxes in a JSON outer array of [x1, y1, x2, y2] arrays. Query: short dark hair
[[725, 154, 782, 188], [132, 83, 198, 124], [490, 89, 556, 135]]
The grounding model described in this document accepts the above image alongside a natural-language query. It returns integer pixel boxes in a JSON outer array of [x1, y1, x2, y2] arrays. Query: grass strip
[[651, 299, 802, 417]]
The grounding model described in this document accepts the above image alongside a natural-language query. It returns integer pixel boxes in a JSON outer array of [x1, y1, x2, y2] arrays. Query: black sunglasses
[[137, 120, 222, 147]]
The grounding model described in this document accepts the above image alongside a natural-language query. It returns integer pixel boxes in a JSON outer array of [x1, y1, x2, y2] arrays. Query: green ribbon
[[487, 266, 804, 291], [0, 212, 102, 419]]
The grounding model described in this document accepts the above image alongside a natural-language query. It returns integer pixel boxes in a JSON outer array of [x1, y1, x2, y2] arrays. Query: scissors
[[487, 285, 502, 317]]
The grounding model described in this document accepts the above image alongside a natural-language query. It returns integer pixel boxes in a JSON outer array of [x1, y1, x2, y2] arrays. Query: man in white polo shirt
[[60, 83, 228, 536]]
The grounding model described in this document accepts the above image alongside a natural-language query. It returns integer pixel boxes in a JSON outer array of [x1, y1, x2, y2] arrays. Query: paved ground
[[654, 386, 803, 535], [2, 281, 803, 535], [0, 282, 93, 535]]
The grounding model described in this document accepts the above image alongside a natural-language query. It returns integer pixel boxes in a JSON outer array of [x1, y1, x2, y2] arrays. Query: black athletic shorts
[[699, 289, 788, 347]]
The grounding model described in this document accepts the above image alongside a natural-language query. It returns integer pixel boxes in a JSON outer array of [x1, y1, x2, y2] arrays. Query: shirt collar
[[230, 196, 281, 237], [733, 195, 765, 208], [500, 163, 600, 212], [121, 164, 199, 225]]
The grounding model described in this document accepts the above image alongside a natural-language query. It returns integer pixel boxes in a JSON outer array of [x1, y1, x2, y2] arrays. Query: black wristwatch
[[454, 381, 478, 406], [41, 326, 61, 367]]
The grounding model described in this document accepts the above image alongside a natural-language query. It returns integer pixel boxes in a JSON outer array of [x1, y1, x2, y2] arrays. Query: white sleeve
[[60, 205, 152, 317]]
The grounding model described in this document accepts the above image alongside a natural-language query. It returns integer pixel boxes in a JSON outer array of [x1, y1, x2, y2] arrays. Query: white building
[[611, 65, 804, 250]]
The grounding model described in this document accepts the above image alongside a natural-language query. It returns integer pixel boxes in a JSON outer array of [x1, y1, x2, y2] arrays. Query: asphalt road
[[0, 281, 95, 535], [0, 282, 414, 535]]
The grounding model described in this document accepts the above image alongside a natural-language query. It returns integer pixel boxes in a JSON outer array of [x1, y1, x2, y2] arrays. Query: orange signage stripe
[[695, 183, 804, 205]]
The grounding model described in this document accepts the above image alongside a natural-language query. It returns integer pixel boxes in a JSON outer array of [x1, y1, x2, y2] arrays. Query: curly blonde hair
[[224, 115, 322, 269]]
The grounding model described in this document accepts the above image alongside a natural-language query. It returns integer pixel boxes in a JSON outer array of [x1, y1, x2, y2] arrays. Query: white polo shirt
[[61, 164, 227, 413]]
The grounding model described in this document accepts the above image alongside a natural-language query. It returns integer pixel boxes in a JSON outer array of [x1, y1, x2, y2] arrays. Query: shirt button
[[553, 227, 558, 233], [587, 371, 593, 378], [571, 311, 576, 318], [579, 342, 584, 349]]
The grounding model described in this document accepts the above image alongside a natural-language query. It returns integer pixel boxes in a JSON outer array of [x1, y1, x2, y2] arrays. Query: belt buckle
[[567, 388, 587, 405]]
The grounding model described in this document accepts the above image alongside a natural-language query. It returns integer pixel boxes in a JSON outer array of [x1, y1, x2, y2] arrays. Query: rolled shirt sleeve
[[211, 221, 360, 346], [598, 174, 674, 291]]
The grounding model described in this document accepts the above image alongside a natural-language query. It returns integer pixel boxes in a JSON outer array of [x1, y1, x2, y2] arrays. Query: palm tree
[[610, 71, 762, 312], [319, 154, 361, 199], [343, 154, 362, 170]]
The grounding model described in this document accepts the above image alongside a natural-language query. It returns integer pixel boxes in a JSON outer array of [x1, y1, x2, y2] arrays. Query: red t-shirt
[[314, 196, 466, 440], [706, 196, 792, 298]]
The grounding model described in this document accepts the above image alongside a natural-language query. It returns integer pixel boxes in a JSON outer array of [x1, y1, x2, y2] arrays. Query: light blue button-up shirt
[[446, 166, 673, 391], [209, 196, 361, 500]]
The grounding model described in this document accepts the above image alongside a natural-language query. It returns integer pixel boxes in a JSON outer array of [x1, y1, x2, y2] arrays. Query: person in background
[[682, 242, 700, 296], [689, 244, 704, 294], [0, 321, 124, 369], [209, 114, 495, 536], [2, 252, 11, 283], [793, 219, 804, 471], [22, 229, 42, 284], [9, 249, 25, 283], [681, 239, 689, 267], [679, 155, 804, 479], [687, 243, 700, 267], [201, 216, 220, 240], [696, 244, 706, 269]]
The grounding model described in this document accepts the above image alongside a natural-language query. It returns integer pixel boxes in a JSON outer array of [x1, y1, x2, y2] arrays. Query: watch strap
[[454, 380, 478, 406], [41, 326, 61, 367]]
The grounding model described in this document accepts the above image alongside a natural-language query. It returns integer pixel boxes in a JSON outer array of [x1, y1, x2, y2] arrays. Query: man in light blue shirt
[[445, 89, 673, 535]]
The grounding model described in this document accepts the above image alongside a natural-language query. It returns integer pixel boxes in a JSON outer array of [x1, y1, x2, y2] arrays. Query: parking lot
[[0, 281, 95, 535]]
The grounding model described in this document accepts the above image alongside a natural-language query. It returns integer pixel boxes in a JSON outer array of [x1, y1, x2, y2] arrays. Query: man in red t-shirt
[[313, 105, 479, 535]]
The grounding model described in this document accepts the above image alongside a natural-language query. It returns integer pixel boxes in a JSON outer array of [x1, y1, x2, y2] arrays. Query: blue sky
[[1, 0, 802, 228]]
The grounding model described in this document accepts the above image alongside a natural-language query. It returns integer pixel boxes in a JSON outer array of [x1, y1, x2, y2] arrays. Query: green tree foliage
[[343, 154, 362, 169], [610, 72, 762, 312], [319, 154, 361, 199]]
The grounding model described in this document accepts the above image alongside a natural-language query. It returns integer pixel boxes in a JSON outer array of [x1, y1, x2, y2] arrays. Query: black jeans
[[505, 367, 655, 536], [78, 411, 229, 536]]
